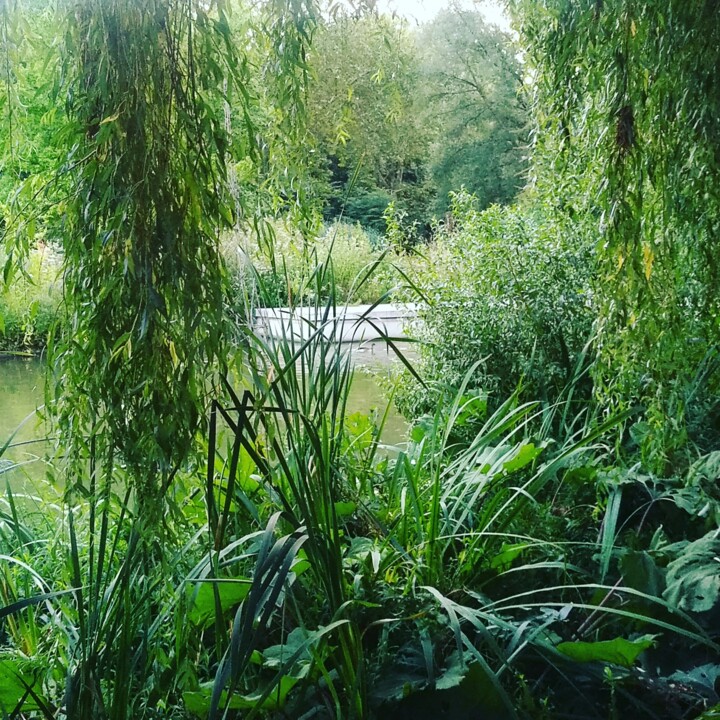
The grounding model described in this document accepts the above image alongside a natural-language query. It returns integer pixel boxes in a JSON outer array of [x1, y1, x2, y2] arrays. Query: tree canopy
[[306, 6, 528, 232], [417, 8, 528, 214]]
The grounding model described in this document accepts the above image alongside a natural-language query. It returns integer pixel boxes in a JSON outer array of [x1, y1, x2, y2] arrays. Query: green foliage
[[0, 244, 60, 351], [344, 189, 394, 234], [0, 2, 68, 259], [224, 0, 320, 228], [512, 0, 720, 471], [663, 533, 720, 613], [185, 578, 252, 629], [555, 635, 655, 667], [49, 0, 318, 501], [306, 8, 528, 232], [398, 191, 595, 419], [207, 515, 310, 718], [3, 277, 720, 719], [307, 12, 431, 229], [0, 2, 323, 719], [671, 451, 720, 529], [225, 219, 406, 307], [52, 0, 244, 496], [383, 200, 422, 253], [416, 8, 529, 215], [3, 2, 720, 718], [180, 263, 387, 718]]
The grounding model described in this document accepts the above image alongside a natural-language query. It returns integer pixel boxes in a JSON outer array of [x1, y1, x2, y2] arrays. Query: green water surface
[[0, 347, 408, 491], [0, 357, 48, 490]]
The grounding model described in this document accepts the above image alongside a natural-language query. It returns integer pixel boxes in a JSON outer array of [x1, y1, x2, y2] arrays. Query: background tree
[[417, 7, 528, 215], [0, 0, 65, 255], [307, 12, 431, 231], [306, 7, 528, 234]]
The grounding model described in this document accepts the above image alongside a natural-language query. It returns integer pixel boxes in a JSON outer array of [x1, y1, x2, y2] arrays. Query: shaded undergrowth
[[1, 257, 719, 719]]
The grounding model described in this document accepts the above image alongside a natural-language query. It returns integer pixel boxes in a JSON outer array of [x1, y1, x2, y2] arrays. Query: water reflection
[[0, 357, 46, 438], [0, 358, 47, 490], [0, 345, 409, 488]]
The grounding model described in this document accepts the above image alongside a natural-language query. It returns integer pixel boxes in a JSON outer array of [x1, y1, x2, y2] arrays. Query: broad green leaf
[[489, 542, 528, 571], [183, 676, 299, 715], [669, 664, 720, 695], [186, 579, 252, 628], [411, 415, 434, 444], [0, 659, 43, 712], [453, 392, 488, 427], [435, 651, 469, 690], [556, 635, 655, 667], [687, 451, 720, 484], [502, 443, 543, 473], [262, 627, 314, 674], [370, 670, 426, 703], [663, 533, 720, 613], [334, 501, 356, 517], [291, 558, 311, 578], [619, 550, 663, 597], [674, 452, 720, 526]]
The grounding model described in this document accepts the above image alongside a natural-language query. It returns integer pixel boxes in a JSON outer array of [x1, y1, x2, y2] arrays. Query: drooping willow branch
[[53, 0, 318, 501]]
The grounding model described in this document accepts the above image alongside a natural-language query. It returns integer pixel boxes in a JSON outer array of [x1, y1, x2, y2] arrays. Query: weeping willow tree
[[36, 2, 317, 717], [53, 0, 316, 498], [512, 0, 720, 470], [54, 0, 230, 501]]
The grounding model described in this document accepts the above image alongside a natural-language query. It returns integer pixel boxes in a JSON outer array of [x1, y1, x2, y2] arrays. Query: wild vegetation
[[223, 220, 408, 308], [0, 244, 59, 352], [395, 192, 595, 421], [1, 1, 719, 719]]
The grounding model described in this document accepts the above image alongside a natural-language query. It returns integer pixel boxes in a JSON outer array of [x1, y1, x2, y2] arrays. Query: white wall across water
[[253, 303, 418, 343]]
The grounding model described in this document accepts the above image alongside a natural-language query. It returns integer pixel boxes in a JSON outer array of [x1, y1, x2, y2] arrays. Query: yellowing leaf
[[643, 244, 654, 281], [100, 111, 120, 125], [630, 19, 637, 37], [168, 340, 179, 368]]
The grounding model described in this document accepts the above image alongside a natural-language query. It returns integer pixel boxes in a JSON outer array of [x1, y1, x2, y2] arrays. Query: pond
[[0, 343, 410, 491], [0, 356, 48, 491]]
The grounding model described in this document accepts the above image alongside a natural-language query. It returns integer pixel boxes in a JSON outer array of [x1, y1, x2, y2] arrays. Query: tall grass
[[222, 219, 406, 308], [217, 256, 375, 717]]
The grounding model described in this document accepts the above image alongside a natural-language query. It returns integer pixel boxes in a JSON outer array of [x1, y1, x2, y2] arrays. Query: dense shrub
[[342, 189, 394, 234], [0, 245, 61, 352], [399, 192, 595, 417]]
